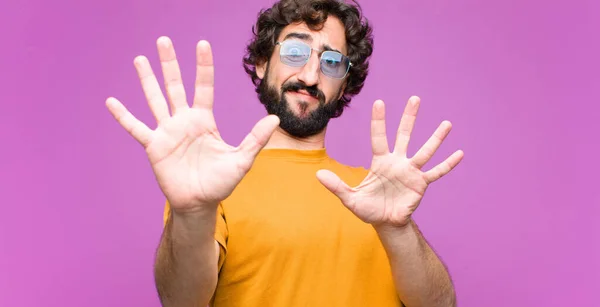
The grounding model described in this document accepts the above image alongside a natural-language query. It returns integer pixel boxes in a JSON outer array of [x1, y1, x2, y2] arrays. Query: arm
[[316, 97, 463, 307], [154, 208, 221, 307], [105, 36, 278, 307], [375, 220, 456, 307]]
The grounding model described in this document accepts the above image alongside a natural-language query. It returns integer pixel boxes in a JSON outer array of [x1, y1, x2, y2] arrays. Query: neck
[[264, 126, 327, 150]]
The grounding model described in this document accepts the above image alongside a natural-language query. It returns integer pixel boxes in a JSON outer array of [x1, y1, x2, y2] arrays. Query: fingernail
[[158, 36, 171, 47]]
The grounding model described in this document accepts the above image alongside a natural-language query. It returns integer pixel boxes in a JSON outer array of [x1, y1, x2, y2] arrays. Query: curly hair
[[242, 0, 374, 117]]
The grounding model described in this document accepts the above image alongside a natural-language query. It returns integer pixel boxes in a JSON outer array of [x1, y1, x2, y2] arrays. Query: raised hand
[[106, 37, 279, 213], [316, 96, 463, 228]]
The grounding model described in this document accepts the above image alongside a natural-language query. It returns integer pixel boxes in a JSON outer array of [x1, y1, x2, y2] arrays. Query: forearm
[[375, 220, 456, 307], [154, 208, 219, 307]]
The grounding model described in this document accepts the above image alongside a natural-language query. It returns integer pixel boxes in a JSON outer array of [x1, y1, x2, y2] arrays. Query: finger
[[371, 100, 389, 156], [423, 150, 464, 183], [192, 40, 215, 110], [394, 96, 420, 156], [237, 115, 280, 159], [157, 36, 188, 114], [411, 120, 452, 168], [105, 97, 153, 147], [133, 56, 170, 124], [316, 169, 353, 205]]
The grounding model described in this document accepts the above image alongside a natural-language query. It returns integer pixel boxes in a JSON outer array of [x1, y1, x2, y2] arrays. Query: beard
[[257, 68, 343, 138]]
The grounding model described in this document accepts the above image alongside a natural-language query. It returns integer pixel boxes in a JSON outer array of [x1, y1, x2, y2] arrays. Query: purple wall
[[1, 0, 598, 306]]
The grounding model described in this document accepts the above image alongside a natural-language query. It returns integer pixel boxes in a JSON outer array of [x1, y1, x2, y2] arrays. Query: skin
[[256, 18, 347, 150], [105, 14, 463, 307], [259, 17, 464, 306], [106, 37, 279, 306]]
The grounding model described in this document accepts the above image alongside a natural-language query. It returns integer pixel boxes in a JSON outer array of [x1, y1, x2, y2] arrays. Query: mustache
[[281, 82, 325, 102]]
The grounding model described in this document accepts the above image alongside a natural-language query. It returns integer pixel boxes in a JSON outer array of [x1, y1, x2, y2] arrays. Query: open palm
[[317, 97, 463, 227], [106, 37, 279, 212]]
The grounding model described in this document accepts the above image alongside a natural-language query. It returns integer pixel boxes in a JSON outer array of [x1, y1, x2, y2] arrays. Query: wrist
[[169, 199, 219, 217], [373, 219, 415, 240], [373, 220, 421, 253], [169, 204, 219, 232], [171, 207, 217, 224]]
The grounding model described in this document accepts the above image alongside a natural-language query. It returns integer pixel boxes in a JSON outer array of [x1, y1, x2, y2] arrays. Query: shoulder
[[326, 157, 370, 186]]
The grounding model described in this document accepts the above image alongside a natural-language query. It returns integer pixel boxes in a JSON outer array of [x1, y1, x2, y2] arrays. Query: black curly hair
[[242, 0, 374, 118]]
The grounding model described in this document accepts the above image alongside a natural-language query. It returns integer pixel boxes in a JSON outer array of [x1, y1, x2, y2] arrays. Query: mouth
[[288, 90, 318, 102]]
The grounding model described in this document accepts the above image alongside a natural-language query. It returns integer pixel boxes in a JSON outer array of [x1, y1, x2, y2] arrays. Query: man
[[105, 0, 464, 306]]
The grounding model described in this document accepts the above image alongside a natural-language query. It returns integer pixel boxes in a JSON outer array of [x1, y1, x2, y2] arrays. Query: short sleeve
[[163, 200, 228, 272], [162, 200, 171, 227], [214, 202, 228, 272]]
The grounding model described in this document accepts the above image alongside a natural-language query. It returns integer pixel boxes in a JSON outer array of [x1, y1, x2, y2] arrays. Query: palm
[[317, 97, 464, 227], [146, 108, 250, 210], [106, 37, 279, 212], [343, 156, 427, 226]]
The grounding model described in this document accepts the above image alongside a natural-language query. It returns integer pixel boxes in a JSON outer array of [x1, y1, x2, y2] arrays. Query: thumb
[[238, 115, 280, 159], [316, 169, 353, 205]]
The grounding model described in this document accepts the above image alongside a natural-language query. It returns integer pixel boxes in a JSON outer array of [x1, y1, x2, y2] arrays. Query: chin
[[290, 101, 314, 117]]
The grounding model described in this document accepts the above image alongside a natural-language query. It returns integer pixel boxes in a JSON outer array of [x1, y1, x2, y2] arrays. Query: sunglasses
[[276, 40, 353, 79]]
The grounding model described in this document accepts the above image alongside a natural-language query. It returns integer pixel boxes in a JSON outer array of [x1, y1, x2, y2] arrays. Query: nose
[[296, 53, 320, 86]]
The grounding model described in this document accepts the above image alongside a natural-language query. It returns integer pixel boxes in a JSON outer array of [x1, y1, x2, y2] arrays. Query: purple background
[[1, 0, 598, 306]]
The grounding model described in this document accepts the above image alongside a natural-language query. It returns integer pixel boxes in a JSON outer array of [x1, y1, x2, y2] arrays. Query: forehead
[[277, 16, 347, 54]]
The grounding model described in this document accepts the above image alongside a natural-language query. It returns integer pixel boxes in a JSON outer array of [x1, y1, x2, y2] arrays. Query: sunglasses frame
[[275, 40, 353, 79]]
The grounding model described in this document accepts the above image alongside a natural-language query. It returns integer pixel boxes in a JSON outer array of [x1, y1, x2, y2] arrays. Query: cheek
[[270, 66, 302, 87], [323, 82, 344, 100]]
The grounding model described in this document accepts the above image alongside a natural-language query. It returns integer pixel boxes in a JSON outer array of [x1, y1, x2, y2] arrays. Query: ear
[[256, 60, 266, 80]]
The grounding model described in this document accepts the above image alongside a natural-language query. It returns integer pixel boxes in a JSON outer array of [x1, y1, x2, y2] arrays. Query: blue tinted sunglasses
[[276, 40, 352, 79]]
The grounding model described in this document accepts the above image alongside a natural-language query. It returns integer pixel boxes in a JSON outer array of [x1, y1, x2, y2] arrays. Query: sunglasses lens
[[279, 40, 350, 78], [320, 51, 350, 79], [279, 41, 310, 67]]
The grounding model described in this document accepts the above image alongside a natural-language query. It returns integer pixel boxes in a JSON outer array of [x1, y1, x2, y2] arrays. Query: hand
[[317, 96, 463, 228], [106, 36, 279, 213]]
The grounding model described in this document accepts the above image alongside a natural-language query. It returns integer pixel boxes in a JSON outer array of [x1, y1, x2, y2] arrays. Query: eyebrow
[[282, 32, 342, 54]]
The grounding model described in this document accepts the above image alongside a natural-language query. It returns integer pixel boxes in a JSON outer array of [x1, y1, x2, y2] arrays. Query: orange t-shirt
[[163, 148, 401, 306]]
